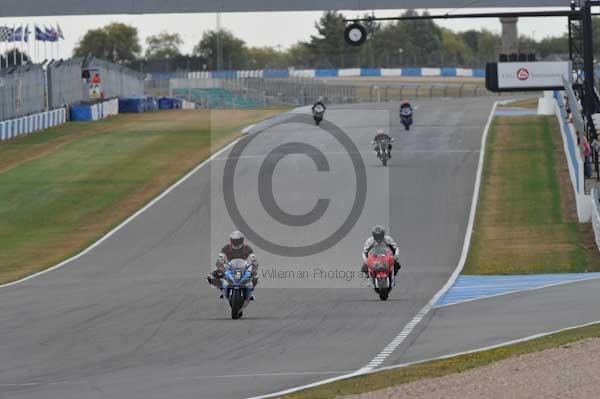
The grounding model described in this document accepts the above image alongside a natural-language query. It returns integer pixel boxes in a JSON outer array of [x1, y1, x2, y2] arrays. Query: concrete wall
[[553, 91, 591, 222], [0, 108, 66, 141]]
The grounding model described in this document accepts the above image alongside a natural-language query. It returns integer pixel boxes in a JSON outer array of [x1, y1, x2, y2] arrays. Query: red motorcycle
[[366, 245, 395, 300]]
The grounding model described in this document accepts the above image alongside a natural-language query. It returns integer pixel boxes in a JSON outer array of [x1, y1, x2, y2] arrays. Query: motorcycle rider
[[400, 98, 413, 114], [312, 96, 327, 114], [361, 225, 402, 277], [207, 231, 259, 299], [373, 128, 393, 158]]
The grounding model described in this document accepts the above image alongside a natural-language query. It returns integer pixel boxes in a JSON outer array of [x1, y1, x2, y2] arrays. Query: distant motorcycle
[[365, 245, 396, 300], [221, 258, 255, 319], [312, 103, 325, 125], [400, 108, 413, 131], [372, 137, 393, 166]]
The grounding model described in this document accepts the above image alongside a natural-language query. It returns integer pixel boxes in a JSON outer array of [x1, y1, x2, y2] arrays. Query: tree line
[[69, 11, 588, 73]]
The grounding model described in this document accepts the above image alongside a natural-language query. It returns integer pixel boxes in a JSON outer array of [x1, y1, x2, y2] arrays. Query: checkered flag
[[0, 26, 13, 42]]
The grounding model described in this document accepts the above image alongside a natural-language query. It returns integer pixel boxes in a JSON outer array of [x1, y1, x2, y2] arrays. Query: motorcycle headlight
[[235, 270, 242, 280]]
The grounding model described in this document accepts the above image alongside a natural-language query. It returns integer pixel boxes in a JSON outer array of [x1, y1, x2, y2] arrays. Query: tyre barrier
[[156, 97, 196, 110], [118, 96, 160, 113], [0, 108, 67, 142], [70, 98, 119, 121], [1, 96, 194, 142], [158, 97, 183, 110]]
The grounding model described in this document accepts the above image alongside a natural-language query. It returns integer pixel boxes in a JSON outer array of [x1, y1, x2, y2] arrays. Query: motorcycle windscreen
[[229, 258, 249, 270]]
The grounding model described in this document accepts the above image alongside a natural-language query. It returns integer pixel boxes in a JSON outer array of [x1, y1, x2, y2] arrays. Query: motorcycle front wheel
[[379, 287, 389, 300], [230, 289, 243, 319]]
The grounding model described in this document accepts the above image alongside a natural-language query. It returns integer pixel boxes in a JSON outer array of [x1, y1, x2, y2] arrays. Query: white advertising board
[[498, 61, 571, 89]]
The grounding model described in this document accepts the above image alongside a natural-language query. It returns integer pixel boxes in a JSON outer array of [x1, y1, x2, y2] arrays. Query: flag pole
[[12, 24, 16, 66], [56, 22, 59, 60], [23, 23, 31, 62], [21, 24, 25, 65], [34, 25, 38, 64]]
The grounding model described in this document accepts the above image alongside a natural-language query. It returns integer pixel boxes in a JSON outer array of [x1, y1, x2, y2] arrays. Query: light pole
[[216, 12, 223, 71]]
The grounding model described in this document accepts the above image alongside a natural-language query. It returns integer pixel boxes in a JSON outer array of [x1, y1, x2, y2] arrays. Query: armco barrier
[[189, 67, 485, 80], [0, 108, 66, 142]]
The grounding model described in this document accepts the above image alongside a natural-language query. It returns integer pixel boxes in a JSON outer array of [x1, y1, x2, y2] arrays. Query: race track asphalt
[[0, 98, 496, 399], [396, 276, 600, 366]]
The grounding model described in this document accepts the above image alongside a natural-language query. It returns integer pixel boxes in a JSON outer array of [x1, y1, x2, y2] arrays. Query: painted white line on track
[[0, 138, 241, 290], [367, 318, 600, 375], [249, 102, 499, 399], [353, 100, 498, 372]]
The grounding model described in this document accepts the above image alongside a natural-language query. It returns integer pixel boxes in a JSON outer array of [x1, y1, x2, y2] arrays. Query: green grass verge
[[500, 97, 540, 109], [283, 322, 600, 399], [464, 115, 600, 274], [0, 109, 285, 284]]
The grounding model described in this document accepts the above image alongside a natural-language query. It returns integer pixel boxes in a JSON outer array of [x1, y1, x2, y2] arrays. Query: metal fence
[[0, 58, 145, 122], [168, 76, 496, 109], [227, 78, 357, 105], [0, 65, 46, 121], [47, 59, 86, 110], [83, 58, 145, 99]]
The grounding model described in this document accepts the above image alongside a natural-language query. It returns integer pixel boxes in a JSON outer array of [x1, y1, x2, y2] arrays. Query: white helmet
[[372, 225, 385, 243], [230, 231, 245, 249]]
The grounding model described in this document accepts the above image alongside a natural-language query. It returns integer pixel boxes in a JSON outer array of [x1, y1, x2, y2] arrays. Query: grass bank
[[464, 115, 600, 274], [0, 108, 284, 285], [283, 322, 600, 399]]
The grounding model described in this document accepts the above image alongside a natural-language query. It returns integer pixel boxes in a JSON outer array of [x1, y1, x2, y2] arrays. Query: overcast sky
[[0, 8, 569, 62]]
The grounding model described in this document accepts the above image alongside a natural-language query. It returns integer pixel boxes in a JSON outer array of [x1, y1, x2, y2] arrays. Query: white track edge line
[[371, 318, 600, 374], [248, 101, 499, 399], [434, 275, 600, 309], [248, 319, 600, 398], [0, 138, 241, 290], [355, 100, 499, 370]]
